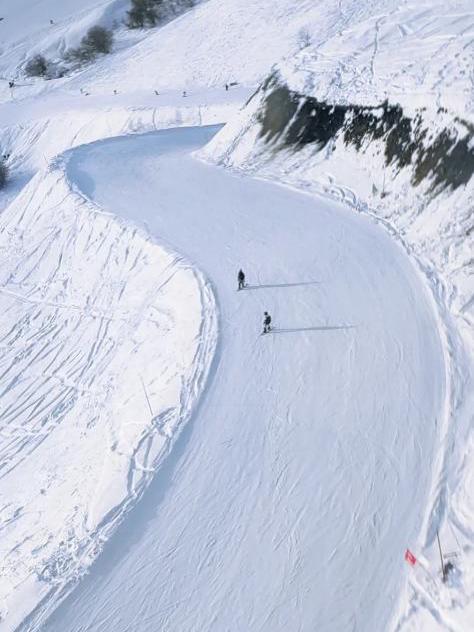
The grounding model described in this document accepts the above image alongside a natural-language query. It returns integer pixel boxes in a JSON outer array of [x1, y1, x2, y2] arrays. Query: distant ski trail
[[37, 126, 445, 632]]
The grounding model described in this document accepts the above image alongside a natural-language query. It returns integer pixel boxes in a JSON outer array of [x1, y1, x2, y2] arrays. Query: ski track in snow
[[23, 126, 446, 632]]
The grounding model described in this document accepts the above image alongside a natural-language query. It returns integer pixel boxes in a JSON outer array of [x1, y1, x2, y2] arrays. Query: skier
[[238, 269, 245, 290], [263, 311, 272, 334]]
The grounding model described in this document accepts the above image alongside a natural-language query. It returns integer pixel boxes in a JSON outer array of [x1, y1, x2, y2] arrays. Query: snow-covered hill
[[0, 0, 400, 99], [0, 0, 472, 630]]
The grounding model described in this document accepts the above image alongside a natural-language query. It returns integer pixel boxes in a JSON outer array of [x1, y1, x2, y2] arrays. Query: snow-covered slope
[[0, 0, 472, 629], [1, 0, 401, 100], [55, 0, 403, 94], [281, 1, 474, 116], [0, 0, 129, 86]]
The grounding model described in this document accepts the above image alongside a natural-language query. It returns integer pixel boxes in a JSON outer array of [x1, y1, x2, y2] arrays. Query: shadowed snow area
[[35, 126, 446, 632]]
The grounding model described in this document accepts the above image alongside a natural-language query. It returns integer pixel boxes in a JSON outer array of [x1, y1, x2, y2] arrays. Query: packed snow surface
[[32, 126, 445, 631]]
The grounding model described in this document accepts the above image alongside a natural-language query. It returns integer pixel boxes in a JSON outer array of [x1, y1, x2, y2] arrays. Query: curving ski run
[[40, 126, 445, 632]]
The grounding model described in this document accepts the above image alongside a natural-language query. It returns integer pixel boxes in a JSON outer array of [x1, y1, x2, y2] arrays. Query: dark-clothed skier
[[238, 269, 245, 290], [263, 311, 272, 334]]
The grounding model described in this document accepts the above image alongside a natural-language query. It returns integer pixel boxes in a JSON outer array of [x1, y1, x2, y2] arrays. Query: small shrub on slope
[[127, 0, 196, 29], [25, 54, 48, 77], [82, 25, 114, 55], [127, 0, 161, 28], [65, 25, 114, 66]]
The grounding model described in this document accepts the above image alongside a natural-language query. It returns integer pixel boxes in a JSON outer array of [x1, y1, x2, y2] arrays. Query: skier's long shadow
[[271, 325, 354, 334], [245, 281, 319, 290]]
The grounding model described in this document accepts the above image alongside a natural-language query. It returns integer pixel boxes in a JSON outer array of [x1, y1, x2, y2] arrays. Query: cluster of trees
[[127, 0, 196, 29], [24, 25, 114, 78]]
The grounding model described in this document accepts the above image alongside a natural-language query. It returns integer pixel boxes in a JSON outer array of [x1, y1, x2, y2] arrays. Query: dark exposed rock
[[257, 78, 473, 193]]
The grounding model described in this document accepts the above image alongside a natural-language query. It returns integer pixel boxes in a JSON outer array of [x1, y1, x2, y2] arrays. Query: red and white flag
[[405, 549, 417, 566]]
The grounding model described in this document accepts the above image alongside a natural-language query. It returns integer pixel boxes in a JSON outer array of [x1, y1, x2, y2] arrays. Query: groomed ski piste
[[0, 1, 472, 631]]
